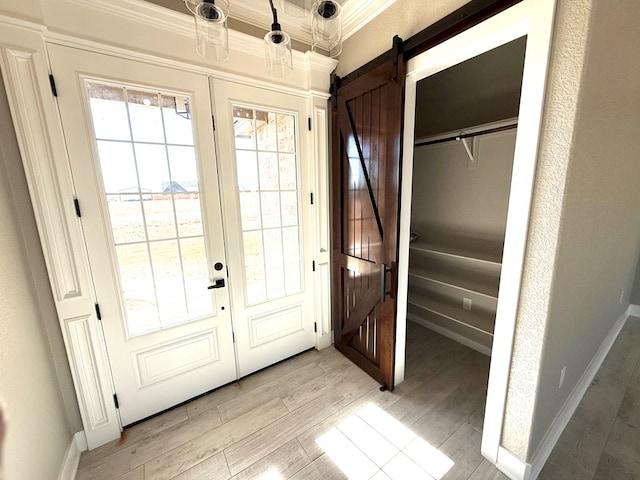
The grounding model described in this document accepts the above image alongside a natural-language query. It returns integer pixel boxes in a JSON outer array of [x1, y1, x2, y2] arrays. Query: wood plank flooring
[[539, 315, 640, 480], [76, 316, 640, 479], [77, 321, 502, 479]]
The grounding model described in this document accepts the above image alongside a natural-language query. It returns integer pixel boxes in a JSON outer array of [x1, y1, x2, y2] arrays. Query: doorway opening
[[402, 33, 526, 452], [395, 0, 556, 469]]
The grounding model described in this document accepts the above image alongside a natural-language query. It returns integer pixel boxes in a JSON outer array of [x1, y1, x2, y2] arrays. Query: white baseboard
[[628, 304, 640, 317], [58, 431, 87, 480], [407, 313, 492, 356], [496, 446, 532, 480], [525, 306, 631, 480]]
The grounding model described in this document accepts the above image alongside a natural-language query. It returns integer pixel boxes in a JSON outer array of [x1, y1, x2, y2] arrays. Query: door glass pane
[[236, 151, 259, 191], [143, 197, 176, 241], [129, 91, 164, 143], [97, 141, 137, 193], [233, 106, 256, 149], [232, 105, 303, 305], [135, 143, 169, 192], [86, 80, 213, 337], [107, 195, 146, 243], [85, 83, 131, 141]]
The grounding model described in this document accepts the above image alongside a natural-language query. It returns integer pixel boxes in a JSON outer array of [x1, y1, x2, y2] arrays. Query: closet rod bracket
[[457, 136, 477, 167]]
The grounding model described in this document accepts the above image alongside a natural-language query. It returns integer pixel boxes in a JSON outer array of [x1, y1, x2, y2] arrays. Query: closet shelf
[[409, 240, 503, 266], [408, 266, 499, 299], [408, 293, 495, 336]]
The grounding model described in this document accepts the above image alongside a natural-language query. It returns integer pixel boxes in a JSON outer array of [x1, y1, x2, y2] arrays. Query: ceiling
[[415, 36, 527, 139], [145, 0, 394, 50]]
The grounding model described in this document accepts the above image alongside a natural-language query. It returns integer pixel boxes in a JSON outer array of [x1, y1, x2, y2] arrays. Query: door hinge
[[73, 198, 81, 217], [308, 117, 312, 131], [95, 303, 102, 321], [314, 322, 317, 333], [113, 394, 119, 409], [310, 192, 314, 205], [211, 115, 216, 131], [312, 260, 316, 272], [49, 74, 58, 97]]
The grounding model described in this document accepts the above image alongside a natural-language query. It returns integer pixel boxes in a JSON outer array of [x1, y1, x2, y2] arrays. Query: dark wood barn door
[[332, 46, 405, 390]]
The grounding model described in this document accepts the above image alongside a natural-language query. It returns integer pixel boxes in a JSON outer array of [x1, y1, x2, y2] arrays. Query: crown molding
[[341, 0, 397, 39]]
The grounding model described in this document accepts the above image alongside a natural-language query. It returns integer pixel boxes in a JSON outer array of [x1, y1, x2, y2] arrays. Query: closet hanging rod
[[415, 122, 518, 148]]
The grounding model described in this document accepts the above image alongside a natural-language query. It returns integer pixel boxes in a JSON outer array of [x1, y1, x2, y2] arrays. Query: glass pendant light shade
[[277, 0, 314, 17], [185, 0, 230, 61], [311, 0, 342, 58], [264, 30, 293, 77]]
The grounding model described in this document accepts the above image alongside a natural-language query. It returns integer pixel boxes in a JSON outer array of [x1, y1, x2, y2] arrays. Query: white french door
[[49, 46, 316, 426], [49, 45, 237, 426], [211, 79, 315, 377]]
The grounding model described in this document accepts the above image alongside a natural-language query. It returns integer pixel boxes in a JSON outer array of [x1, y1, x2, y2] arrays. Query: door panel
[[332, 57, 405, 390], [212, 79, 315, 377], [49, 45, 237, 425]]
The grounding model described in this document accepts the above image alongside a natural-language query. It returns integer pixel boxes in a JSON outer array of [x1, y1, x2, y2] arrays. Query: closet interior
[[407, 36, 527, 356]]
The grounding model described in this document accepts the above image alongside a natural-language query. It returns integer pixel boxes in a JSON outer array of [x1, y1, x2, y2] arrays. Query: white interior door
[[212, 79, 315, 377], [49, 45, 237, 426]]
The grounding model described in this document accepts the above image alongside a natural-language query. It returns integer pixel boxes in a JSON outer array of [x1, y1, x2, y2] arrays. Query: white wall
[[0, 71, 78, 479], [411, 130, 516, 244]]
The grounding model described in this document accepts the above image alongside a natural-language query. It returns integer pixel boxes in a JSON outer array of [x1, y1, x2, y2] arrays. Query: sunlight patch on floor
[[316, 403, 454, 480], [256, 467, 284, 480]]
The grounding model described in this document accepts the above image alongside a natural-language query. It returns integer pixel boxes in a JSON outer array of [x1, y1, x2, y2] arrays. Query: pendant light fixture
[[312, 0, 342, 58], [185, 0, 340, 77], [264, 0, 293, 77], [185, 0, 230, 61]]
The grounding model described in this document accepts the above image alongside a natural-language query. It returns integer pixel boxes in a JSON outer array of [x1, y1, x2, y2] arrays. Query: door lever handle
[[207, 278, 225, 289], [381, 263, 391, 303]]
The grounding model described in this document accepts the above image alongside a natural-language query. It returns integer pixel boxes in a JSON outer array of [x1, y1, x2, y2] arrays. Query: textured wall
[[527, 0, 640, 457], [502, 0, 640, 460], [0, 74, 78, 477], [500, 0, 593, 458], [336, 0, 469, 76]]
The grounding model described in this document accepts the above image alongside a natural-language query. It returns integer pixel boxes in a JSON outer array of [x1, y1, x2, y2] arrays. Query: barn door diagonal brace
[[345, 104, 384, 239]]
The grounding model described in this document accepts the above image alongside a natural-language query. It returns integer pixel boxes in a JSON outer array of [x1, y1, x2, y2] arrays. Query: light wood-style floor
[[539, 315, 640, 479], [76, 316, 640, 479]]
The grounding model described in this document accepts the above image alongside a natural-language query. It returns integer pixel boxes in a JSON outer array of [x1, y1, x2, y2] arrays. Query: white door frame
[[396, 0, 557, 473]]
